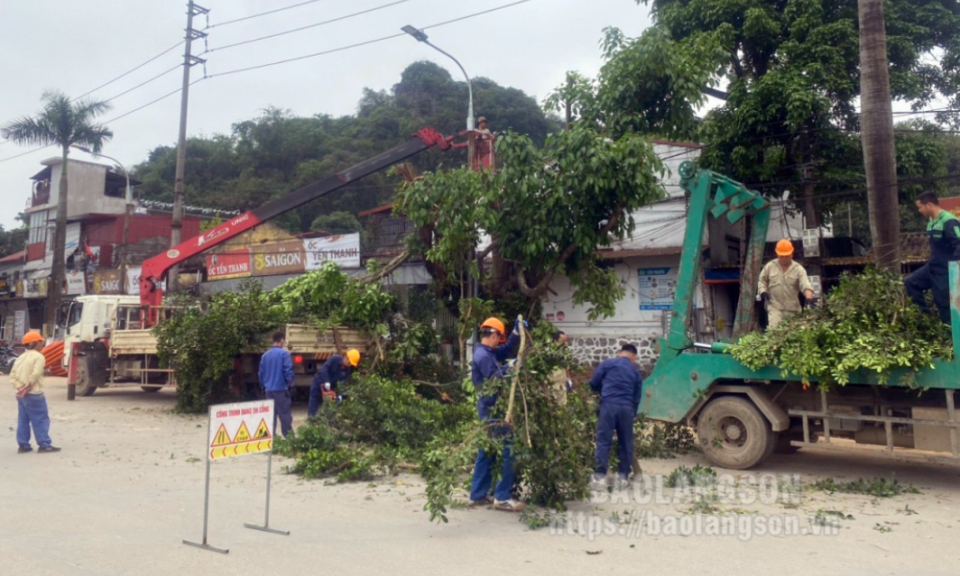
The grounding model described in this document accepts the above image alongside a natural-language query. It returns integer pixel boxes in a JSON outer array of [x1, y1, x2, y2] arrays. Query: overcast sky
[[0, 0, 653, 229]]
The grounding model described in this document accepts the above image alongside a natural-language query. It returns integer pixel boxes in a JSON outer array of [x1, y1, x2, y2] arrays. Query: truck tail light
[[294, 355, 303, 365]]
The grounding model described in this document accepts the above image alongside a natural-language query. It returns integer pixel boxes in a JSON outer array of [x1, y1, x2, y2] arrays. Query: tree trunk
[[47, 146, 69, 327], [858, 0, 900, 271]]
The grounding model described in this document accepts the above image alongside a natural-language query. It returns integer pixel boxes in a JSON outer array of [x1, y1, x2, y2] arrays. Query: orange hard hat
[[22, 331, 43, 345], [775, 239, 795, 256], [480, 317, 505, 335], [346, 349, 361, 367]]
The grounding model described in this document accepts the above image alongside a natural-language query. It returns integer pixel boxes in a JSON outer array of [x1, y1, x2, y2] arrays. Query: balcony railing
[[31, 180, 50, 207]]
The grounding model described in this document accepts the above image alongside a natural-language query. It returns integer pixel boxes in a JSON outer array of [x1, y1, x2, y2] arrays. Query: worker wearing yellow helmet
[[11, 331, 61, 453], [758, 239, 815, 329], [307, 348, 361, 418], [470, 315, 527, 512]]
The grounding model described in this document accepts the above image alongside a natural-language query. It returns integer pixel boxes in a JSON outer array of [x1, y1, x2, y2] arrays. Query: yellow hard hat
[[775, 239, 795, 256], [346, 349, 361, 367], [22, 331, 44, 345], [480, 317, 505, 335]]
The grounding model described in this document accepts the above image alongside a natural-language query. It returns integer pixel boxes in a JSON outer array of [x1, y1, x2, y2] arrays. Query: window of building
[[27, 212, 47, 245]]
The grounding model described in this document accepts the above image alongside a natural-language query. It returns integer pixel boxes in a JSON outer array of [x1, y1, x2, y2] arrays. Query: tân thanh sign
[[304, 233, 361, 270], [206, 249, 252, 280]]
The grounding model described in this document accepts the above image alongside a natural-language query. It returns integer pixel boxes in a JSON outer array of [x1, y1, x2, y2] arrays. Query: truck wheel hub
[[719, 417, 746, 445]]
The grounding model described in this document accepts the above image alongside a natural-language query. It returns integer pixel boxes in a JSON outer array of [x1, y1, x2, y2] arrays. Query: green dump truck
[[640, 162, 960, 469]]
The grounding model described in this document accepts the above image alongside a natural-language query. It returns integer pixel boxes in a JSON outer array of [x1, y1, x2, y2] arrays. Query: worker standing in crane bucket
[[758, 239, 815, 329], [906, 192, 960, 324]]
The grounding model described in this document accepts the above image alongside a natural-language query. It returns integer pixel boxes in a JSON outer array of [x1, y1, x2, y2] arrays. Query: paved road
[[2, 379, 960, 575]]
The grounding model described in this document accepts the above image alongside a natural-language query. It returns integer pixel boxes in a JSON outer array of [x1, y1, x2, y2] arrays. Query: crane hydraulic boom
[[139, 128, 453, 313]]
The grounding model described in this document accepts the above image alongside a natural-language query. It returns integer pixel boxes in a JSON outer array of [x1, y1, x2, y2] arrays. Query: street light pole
[[73, 146, 133, 294], [402, 25, 475, 168]]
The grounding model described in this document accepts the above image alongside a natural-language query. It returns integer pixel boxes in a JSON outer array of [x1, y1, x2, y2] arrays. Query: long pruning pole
[[504, 315, 526, 425]]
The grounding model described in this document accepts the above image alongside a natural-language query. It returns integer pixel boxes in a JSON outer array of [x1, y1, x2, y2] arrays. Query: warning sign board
[[207, 400, 274, 460]]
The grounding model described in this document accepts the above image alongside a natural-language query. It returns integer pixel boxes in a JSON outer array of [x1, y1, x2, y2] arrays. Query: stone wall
[[569, 334, 660, 374]]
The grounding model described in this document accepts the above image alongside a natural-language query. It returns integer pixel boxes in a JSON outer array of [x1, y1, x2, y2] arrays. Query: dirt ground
[[3, 378, 960, 576]]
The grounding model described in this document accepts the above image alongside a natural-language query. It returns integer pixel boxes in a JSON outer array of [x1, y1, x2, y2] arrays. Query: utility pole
[[858, 0, 900, 271], [169, 0, 208, 292]]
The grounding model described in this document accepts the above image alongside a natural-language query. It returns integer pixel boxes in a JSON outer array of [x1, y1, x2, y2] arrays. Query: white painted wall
[[45, 159, 126, 218]]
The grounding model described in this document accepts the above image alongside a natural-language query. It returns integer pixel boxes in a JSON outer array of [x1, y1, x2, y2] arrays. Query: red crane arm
[[139, 128, 453, 310]]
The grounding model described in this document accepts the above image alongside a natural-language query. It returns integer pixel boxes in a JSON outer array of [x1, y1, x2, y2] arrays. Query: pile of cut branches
[[730, 269, 952, 388]]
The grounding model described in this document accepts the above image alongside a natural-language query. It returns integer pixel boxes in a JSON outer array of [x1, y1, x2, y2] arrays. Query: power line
[[0, 145, 55, 165], [101, 64, 182, 104], [205, 0, 411, 54], [205, 0, 325, 29], [210, 0, 537, 78], [421, 0, 533, 30], [73, 41, 185, 101], [102, 77, 207, 125], [211, 33, 406, 77]]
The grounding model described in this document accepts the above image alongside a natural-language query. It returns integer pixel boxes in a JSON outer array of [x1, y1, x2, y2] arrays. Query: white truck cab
[[62, 294, 140, 370]]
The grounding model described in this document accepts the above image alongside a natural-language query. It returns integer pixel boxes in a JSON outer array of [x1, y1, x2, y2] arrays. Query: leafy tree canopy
[[133, 61, 558, 233]]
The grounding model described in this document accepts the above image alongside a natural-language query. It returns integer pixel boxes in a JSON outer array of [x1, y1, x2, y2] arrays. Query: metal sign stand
[[244, 449, 289, 536], [184, 417, 229, 554]]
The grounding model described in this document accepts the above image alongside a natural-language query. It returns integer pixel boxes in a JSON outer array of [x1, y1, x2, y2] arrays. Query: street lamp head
[[72, 145, 94, 154], [402, 25, 428, 43]]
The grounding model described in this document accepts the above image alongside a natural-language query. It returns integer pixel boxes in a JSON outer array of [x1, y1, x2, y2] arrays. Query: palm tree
[[2, 90, 113, 325]]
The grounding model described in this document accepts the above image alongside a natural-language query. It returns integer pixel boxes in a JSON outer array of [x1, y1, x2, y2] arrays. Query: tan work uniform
[[758, 260, 814, 328], [10, 349, 45, 395]]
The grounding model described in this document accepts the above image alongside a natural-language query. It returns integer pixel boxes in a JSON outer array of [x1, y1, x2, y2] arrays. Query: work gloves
[[513, 319, 529, 336], [760, 292, 771, 305], [323, 382, 332, 391]]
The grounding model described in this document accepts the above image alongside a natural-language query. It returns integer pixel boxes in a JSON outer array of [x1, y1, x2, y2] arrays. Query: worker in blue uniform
[[589, 344, 643, 491], [259, 332, 295, 437], [906, 192, 960, 324], [308, 349, 360, 418], [469, 317, 526, 512]]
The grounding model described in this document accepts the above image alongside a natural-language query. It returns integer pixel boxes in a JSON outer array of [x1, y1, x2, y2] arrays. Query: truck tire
[[697, 396, 774, 470], [76, 357, 105, 397]]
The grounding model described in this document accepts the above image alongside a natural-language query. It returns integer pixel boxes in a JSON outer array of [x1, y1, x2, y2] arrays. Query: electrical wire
[[101, 77, 207, 125], [73, 41, 185, 101], [209, 0, 537, 78], [205, 0, 326, 29], [204, 0, 412, 54], [101, 64, 182, 105]]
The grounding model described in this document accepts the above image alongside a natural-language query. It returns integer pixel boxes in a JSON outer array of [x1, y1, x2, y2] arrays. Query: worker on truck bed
[[307, 349, 360, 418], [758, 239, 815, 329], [906, 192, 960, 324], [259, 332, 295, 438], [11, 331, 60, 453], [589, 344, 642, 491], [470, 317, 526, 512]]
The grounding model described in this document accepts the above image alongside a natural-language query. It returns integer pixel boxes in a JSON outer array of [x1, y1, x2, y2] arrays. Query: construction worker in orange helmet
[[308, 349, 361, 417], [12, 331, 61, 453], [469, 316, 528, 512], [758, 239, 815, 329]]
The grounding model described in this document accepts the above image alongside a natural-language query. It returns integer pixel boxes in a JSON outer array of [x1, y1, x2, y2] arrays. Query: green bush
[[155, 281, 283, 413]]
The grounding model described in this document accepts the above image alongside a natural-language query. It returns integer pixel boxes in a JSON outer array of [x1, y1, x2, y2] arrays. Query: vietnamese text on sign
[[304, 233, 361, 270]]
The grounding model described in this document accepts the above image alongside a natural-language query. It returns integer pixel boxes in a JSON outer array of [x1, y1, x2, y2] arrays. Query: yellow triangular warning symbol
[[212, 423, 231, 446], [254, 418, 271, 439], [233, 421, 251, 443]]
